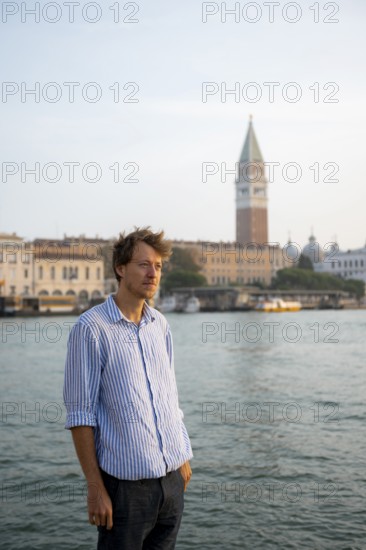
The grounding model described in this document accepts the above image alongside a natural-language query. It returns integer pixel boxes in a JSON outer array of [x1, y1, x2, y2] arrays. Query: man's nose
[[147, 265, 157, 277]]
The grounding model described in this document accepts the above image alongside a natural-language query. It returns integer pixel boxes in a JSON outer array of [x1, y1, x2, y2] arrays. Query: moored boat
[[157, 296, 177, 313], [183, 296, 200, 313], [255, 297, 301, 312]]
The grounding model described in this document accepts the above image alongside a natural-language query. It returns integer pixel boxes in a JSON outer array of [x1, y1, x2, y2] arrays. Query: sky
[[1, 0, 365, 252]]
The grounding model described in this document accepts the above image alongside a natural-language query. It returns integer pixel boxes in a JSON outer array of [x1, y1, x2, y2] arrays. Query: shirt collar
[[105, 294, 155, 326]]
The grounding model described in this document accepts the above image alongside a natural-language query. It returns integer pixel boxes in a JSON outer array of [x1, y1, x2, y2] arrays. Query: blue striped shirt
[[63, 294, 193, 480]]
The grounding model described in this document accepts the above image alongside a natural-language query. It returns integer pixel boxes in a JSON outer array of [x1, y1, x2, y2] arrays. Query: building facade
[[172, 239, 294, 286], [0, 233, 105, 304], [236, 116, 269, 246], [0, 233, 30, 297], [314, 243, 366, 284]]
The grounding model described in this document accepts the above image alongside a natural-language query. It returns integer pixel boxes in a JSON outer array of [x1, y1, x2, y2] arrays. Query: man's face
[[117, 242, 162, 300]]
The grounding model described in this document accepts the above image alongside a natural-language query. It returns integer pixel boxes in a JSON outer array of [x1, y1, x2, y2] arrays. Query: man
[[63, 227, 193, 549]]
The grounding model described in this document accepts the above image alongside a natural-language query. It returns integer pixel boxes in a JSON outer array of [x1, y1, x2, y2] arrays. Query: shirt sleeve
[[63, 321, 102, 429], [165, 324, 194, 459]]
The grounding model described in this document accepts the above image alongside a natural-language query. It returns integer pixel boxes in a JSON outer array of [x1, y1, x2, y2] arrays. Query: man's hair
[[112, 226, 172, 282]]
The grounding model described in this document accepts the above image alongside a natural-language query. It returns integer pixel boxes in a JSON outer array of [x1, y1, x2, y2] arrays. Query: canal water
[[1, 310, 365, 549]]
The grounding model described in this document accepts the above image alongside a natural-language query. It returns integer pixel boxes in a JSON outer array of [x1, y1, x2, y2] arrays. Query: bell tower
[[236, 116, 268, 246]]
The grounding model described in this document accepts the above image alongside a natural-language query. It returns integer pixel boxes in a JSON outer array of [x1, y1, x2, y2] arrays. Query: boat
[[254, 297, 301, 312], [183, 296, 200, 313], [38, 295, 77, 313], [158, 296, 177, 313]]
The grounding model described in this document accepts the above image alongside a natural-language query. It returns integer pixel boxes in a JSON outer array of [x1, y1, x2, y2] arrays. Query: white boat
[[158, 296, 177, 313], [255, 297, 301, 312], [183, 296, 200, 313]]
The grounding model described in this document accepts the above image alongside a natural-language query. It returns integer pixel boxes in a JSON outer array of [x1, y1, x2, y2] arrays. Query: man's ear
[[115, 265, 125, 280]]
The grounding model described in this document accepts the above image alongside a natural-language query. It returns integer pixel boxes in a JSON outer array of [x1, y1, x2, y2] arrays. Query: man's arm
[[165, 325, 193, 491], [71, 426, 113, 530], [63, 323, 111, 526]]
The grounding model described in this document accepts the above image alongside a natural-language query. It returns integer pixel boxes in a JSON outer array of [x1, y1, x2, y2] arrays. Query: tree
[[343, 279, 365, 300], [297, 254, 314, 270], [271, 268, 364, 298], [163, 247, 201, 275], [162, 270, 207, 291]]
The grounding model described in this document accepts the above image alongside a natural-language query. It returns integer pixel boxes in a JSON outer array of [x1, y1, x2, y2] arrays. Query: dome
[[302, 234, 324, 263]]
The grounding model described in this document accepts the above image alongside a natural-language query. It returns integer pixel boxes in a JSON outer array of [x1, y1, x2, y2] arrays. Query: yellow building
[[0, 232, 31, 297], [171, 239, 294, 286], [32, 238, 105, 305], [0, 233, 105, 306]]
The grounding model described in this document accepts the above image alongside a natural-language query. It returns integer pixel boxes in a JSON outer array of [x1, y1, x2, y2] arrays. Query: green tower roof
[[239, 116, 264, 164]]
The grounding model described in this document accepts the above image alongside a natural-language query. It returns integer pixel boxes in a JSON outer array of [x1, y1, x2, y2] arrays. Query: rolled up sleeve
[[63, 322, 101, 429]]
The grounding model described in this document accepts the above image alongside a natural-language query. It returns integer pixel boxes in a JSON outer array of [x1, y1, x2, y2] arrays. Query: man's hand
[[70, 427, 113, 530], [87, 481, 113, 530], [179, 461, 192, 491]]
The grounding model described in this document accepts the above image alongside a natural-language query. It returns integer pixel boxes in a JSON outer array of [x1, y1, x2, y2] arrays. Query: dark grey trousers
[[97, 469, 185, 550]]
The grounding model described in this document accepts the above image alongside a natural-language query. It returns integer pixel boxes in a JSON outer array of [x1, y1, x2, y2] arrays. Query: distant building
[[314, 243, 366, 284], [236, 116, 268, 246], [0, 233, 28, 297], [169, 118, 300, 287], [32, 237, 105, 305], [172, 239, 294, 286], [0, 233, 105, 305], [302, 233, 325, 264]]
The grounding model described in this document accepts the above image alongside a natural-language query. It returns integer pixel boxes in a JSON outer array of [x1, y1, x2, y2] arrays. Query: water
[[1, 311, 366, 549]]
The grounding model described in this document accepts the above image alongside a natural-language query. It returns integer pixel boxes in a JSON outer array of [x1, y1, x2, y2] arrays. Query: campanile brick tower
[[236, 117, 268, 246]]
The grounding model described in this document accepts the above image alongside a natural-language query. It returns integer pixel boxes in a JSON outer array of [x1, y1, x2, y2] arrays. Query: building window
[[86, 267, 90, 280], [8, 253, 17, 264], [350, 260, 353, 267], [96, 267, 101, 280], [51, 266, 55, 280], [344, 261, 347, 267], [360, 260, 364, 267], [79, 290, 88, 302], [331, 262, 335, 269], [63, 266, 68, 280], [355, 260, 358, 267], [24, 269, 28, 278], [23, 286, 29, 295], [10, 285, 16, 295], [23, 253, 31, 264], [68, 266, 78, 280], [39, 266, 43, 280], [10, 268, 16, 280]]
